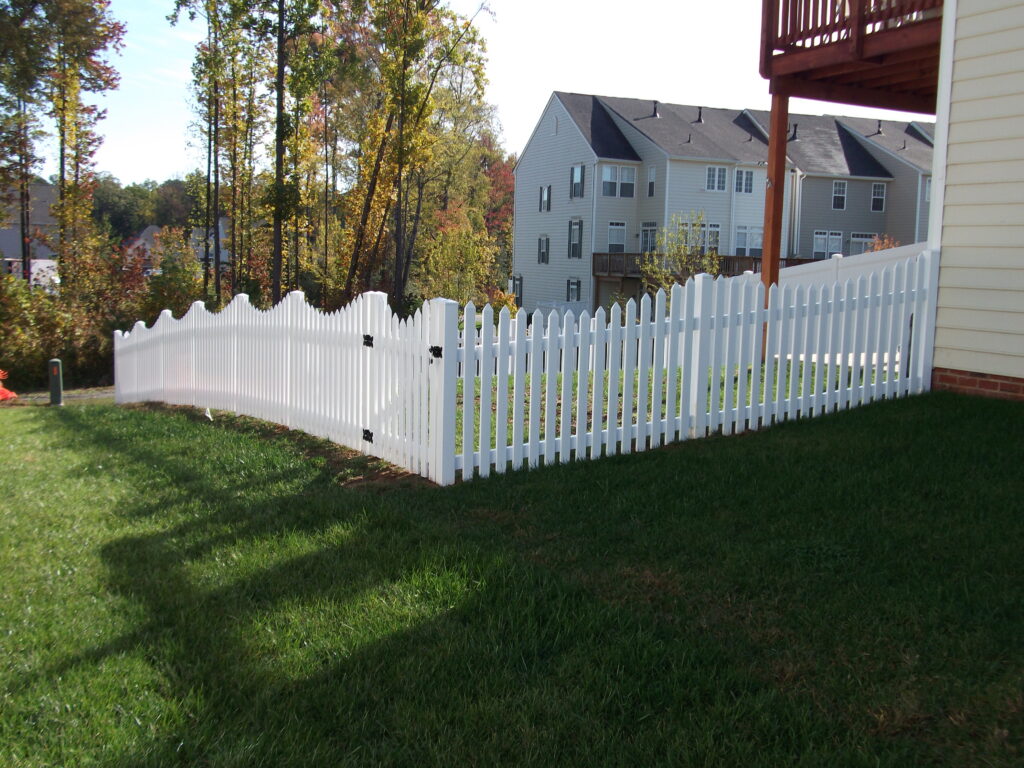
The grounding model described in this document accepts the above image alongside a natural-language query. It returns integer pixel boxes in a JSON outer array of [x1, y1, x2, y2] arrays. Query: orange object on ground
[[0, 369, 17, 401]]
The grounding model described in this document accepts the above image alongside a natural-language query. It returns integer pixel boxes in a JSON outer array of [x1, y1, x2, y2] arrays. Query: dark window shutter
[[539, 187, 543, 212], [537, 237, 542, 262], [580, 165, 586, 197], [546, 185, 552, 211], [545, 237, 550, 259], [566, 280, 570, 302], [569, 167, 574, 197], [568, 220, 573, 256]]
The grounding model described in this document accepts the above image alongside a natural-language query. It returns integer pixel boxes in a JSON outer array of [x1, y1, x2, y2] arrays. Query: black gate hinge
[[429, 345, 442, 359], [363, 334, 374, 348], [362, 429, 373, 443]]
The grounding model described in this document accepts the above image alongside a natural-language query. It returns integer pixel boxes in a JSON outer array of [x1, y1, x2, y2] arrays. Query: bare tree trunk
[[271, 0, 286, 304], [213, 57, 222, 304], [343, 110, 393, 300]]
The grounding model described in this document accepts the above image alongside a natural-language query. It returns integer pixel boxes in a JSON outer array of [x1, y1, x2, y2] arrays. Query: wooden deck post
[[761, 90, 789, 302]]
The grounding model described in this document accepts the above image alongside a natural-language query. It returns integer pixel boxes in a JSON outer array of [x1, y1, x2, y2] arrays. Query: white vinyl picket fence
[[115, 250, 939, 485]]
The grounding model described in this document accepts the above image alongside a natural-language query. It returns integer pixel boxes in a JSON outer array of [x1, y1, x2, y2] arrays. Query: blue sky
[[49, 0, 932, 185]]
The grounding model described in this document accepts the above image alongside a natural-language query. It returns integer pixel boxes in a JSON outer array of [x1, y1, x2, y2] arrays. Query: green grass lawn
[[1, 394, 1022, 766]]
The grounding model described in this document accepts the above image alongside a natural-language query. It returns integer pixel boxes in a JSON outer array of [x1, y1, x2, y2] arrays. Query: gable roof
[[553, 92, 641, 161], [745, 110, 893, 178], [834, 116, 935, 173], [550, 92, 931, 179]]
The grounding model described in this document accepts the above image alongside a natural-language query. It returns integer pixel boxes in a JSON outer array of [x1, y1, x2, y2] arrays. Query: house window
[[640, 221, 657, 253], [849, 232, 876, 255], [566, 279, 582, 303], [537, 236, 550, 264], [570, 164, 585, 198], [700, 223, 721, 254], [706, 166, 727, 191], [619, 167, 635, 197], [568, 219, 583, 258], [871, 183, 886, 212], [735, 169, 754, 194], [608, 221, 626, 254], [735, 225, 763, 257], [539, 185, 551, 212], [813, 230, 843, 258], [512, 275, 523, 307], [924, 177, 931, 202], [647, 166, 656, 197], [602, 165, 618, 196], [832, 180, 847, 210]]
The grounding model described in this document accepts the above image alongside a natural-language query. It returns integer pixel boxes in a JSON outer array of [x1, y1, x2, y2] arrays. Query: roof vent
[[693, 106, 704, 124], [745, 132, 753, 142], [684, 133, 692, 144], [874, 119, 883, 136], [653, 100, 660, 118], [900, 139, 907, 150], [789, 122, 799, 141]]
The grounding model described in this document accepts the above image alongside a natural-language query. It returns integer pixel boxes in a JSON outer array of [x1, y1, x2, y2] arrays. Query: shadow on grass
[[18, 394, 1024, 766]]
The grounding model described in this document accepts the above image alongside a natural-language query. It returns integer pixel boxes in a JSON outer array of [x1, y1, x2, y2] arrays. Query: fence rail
[[115, 251, 938, 486]]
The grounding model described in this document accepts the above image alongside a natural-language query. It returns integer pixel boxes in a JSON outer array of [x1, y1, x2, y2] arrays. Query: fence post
[[916, 249, 941, 392], [688, 273, 713, 438], [428, 297, 459, 485]]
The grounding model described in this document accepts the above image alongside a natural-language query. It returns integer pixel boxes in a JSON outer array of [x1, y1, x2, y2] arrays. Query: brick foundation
[[932, 367, 1024, 401]]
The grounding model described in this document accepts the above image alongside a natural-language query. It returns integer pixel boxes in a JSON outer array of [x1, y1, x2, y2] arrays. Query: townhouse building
[[513, 92, 932, 314]]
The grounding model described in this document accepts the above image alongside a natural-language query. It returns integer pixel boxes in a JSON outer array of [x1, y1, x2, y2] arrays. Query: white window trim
[[813, 229, 844, 258], [832, 180, 847, 211], [735, 169, 754, 194], [640, 221, 657, 253], [619, 166, 635, 198], [706, 166, 727, 192], [871, 183, 886, 212], [607, 221, 626, 253]]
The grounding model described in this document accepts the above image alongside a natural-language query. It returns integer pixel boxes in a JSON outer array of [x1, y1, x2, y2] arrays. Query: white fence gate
[[115, 251, 938, 486]]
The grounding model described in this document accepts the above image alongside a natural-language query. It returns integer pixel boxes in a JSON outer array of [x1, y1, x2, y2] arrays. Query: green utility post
[[49, 358, 63, 406]]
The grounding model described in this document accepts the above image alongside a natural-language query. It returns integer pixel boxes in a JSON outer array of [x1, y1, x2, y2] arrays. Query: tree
[[640, 211, 722, 297]]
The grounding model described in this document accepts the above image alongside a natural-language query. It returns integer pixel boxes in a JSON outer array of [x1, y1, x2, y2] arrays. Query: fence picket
[[496, 307, 510, 473], [606, 303, 622, 456], [591, 307, 607, 460], [621, 299, 637, 454], [576, 310, 592, 460], [480, 304, 493, 477]]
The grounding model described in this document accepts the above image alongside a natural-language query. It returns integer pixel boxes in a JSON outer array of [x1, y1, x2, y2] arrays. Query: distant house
[[0, 181, 58, 264], [512, 92, 931, 314]]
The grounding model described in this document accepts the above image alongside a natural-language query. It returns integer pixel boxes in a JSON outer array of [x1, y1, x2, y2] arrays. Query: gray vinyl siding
[[797, 176, 891, 257], [917, 175, 931, 243], [846, 133, 929, 245], [512, 97, 596, 313]]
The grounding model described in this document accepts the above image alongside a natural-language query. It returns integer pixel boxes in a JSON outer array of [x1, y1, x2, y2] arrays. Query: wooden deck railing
[[593, 253, 818, 278], [762, 0, 942, 72]]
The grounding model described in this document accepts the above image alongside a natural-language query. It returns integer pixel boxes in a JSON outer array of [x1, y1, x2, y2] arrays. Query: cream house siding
[[934, 0, 1024, 379], [512, 96, 596, 313]]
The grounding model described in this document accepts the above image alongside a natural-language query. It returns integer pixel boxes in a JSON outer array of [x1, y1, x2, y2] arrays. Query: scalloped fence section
[[114, 251, 938, 486]]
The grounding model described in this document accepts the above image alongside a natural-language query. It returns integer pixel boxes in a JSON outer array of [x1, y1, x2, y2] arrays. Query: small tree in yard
[[868, 234, 900, 252], [640, 211, 721, 297], [146, 228, 203, 322]]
